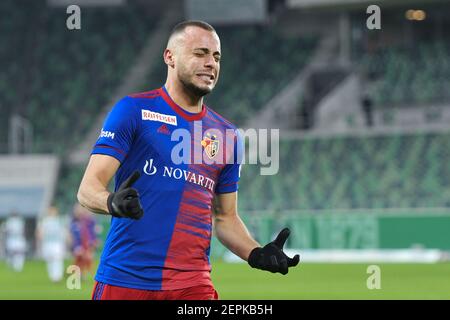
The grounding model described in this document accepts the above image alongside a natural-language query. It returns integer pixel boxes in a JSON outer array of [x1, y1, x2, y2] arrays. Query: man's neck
[[164, 81, 203, 113]]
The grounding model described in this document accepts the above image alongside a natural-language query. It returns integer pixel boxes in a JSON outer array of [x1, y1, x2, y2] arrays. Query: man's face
[[173, 27, 221, 97]]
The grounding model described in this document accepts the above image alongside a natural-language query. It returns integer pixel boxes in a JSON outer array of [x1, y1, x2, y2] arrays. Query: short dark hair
[[169, 20, 216, 39]]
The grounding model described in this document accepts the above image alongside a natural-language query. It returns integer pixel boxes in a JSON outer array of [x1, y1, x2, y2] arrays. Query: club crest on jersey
[[201, 133, 219, 159]]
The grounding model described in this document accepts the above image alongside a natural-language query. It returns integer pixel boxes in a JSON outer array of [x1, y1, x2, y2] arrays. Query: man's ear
[[163, 48, 175, 68]]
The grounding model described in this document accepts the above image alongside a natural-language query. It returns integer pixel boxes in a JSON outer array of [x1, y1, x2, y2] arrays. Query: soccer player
[[69, 203, 98, 280], [77, 20, 299, 300], [36, 206, 66, 282], [4, 211, 26, 272]]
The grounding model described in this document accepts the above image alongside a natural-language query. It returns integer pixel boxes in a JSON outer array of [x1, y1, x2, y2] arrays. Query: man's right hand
[[107, 171, 144, 219]]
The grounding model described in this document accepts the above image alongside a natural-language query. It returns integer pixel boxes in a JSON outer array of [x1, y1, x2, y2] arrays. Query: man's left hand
[[247, 228, 300, 275]]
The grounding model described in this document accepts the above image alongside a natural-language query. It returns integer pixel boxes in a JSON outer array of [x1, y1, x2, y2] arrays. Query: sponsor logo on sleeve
[[100, 129, 115, 139]]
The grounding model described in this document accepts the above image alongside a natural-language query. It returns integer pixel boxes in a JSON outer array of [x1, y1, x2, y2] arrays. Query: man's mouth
[[196, 73, 215, 82]]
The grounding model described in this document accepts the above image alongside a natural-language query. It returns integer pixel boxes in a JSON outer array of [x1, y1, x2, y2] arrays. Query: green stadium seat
[[237, 132, 450, 211], [360, 40, 450, 107]]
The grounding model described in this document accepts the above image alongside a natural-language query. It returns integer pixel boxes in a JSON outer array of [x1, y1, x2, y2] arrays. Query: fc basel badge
[[201, 133, 219, 159]]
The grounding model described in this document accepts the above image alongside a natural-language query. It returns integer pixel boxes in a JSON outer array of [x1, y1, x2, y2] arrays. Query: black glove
[[248, 228, 300, 275], [107, 171, 144, 220]]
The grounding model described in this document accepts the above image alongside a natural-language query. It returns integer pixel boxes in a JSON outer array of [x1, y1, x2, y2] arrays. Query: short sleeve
[[215, 129, 244, 194], [91, 96, 139, 163]]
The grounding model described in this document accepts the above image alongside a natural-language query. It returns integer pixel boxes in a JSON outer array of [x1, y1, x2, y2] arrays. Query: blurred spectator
[[36, 206, 67, 283], [3, 211, 26, 272], [69, 204, 98, 280], [362, 94, 374, 127], [361, 72, 375, 127]]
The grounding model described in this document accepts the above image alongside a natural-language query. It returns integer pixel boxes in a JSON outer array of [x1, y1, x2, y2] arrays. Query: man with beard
[[78, 20, 299, 300]]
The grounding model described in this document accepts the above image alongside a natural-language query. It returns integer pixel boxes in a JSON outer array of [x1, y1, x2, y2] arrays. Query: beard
[[178, 70, 213, 98]]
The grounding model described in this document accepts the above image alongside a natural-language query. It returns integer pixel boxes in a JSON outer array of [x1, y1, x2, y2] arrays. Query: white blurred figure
[[36, 206, 66, 282], [4, 211, 27, 272]]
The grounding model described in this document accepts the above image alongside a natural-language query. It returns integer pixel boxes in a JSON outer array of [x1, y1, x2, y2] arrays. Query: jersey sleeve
[[215, 129, 244, 194], [91, 96, 139, 163]]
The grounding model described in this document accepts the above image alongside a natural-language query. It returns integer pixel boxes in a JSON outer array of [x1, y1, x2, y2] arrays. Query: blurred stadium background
[[1, 0, 450, 299]]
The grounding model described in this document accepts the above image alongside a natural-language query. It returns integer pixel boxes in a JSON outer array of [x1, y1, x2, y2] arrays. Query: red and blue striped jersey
[[91, 86, 242, 290]]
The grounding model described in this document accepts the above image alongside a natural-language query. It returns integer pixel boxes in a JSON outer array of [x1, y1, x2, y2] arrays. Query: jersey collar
[[159, 86, 207, 121]]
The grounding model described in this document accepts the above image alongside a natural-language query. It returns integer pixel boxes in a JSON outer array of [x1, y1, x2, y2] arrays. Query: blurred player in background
[[69, 204, 98, 280], [78, 20, 299, 300], [4, 211, 26, 272], [36, 206, 67, 283]]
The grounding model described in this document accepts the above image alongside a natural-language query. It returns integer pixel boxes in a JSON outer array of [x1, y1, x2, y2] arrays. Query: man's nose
[[204, 55, 216, 68]]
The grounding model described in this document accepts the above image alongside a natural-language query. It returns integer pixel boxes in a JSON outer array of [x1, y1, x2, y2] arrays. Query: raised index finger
[[119, 170, 141, 190]]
